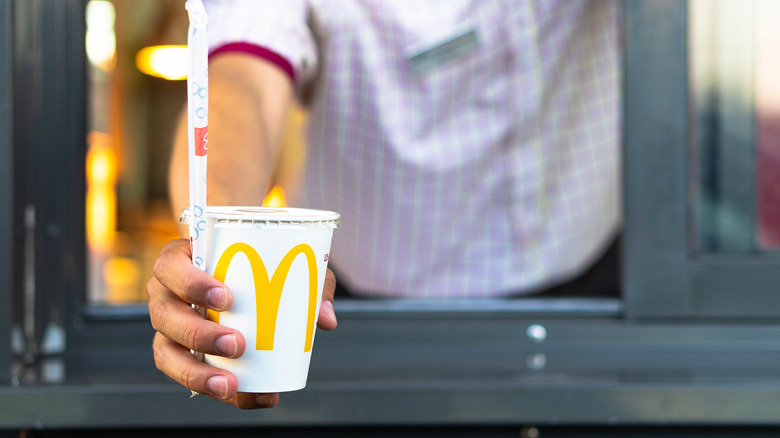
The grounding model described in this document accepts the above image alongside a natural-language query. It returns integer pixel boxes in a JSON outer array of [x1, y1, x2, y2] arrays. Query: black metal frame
[[8, 0, 87, 382], [4, 0, 780, 434], [6, 305, 780, 429], [623, 0, 780, 318], [0, 0, 13, 385], [622, 0, 690, 318]]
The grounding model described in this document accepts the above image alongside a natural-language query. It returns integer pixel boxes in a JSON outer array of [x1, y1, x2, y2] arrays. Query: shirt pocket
[[403, 23, 480, 75], [402, 14, 513, 108]]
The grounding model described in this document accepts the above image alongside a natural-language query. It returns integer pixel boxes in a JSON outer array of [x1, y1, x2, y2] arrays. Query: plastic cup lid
[[180, 206, 340, 228]]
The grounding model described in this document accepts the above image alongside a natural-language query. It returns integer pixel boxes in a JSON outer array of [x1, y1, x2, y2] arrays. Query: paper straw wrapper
[[186, 0, 208, 272], [185, 0, 208, 396]]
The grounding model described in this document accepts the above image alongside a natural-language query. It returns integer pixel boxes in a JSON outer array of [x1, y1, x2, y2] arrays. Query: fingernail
[[216, 334, 238, 357], [206, 287, 227, 310], [207, 375, 228, 398], [322, 300, 337, 324]]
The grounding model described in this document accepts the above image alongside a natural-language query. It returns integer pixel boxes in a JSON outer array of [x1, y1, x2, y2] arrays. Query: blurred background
[[84, 0, 780, 304], [84, 0, 306, 305], [689, 0, 780, 253]]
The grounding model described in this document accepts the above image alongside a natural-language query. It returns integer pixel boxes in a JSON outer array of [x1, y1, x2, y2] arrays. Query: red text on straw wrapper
[[195, 126, 208, 156]]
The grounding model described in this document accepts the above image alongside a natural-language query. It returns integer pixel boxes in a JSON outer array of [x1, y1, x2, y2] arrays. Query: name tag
[[406, 26, 479, 74]]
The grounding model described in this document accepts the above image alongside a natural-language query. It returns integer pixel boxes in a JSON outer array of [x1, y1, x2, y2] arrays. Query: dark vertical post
[[38, 0, 87, 342], [0, 0, 13, 382], [623, 0, 690, 317], [9, 0, 87, 372]]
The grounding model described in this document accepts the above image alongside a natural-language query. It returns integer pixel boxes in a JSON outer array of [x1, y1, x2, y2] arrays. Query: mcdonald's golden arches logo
[[208, 242, 318, 352]]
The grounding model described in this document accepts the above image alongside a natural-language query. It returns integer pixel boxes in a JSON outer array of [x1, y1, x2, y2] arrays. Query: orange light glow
[[135, 45, 188, 80], [86, 132, 118, 252], [86, 147, 117, 185], [262, 186, 287, 207], [102, 256, 142, 303]]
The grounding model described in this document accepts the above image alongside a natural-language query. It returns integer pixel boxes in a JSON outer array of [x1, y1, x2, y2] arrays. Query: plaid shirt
[[205, 0, 621, 298]]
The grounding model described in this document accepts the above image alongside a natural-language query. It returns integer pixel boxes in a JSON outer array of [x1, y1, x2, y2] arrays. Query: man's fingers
[[148, 276, 245, 357], [317, 268, 338, 331], [154, 332, 238, 398], [153, 333, 278, 409], [152, 238, 232, 311], [149, 238, 335, 410]]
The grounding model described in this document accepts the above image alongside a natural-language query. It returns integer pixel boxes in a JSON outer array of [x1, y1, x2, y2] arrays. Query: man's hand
[[153, 51, 306, 408], [154, 50, 306, 408], [147, 238, 338, 409]]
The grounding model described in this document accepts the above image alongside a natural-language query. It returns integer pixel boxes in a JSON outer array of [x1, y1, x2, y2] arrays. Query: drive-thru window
[[2, 0, 780, 436]]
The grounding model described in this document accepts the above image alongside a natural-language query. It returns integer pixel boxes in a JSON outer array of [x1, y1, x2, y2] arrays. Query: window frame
[[0, 0, 13, 385], [9, 0, 88, 365], [623, 0, 780, 318]]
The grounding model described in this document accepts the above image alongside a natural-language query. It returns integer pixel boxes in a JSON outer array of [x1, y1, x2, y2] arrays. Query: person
[[147, 0, 621, 409]]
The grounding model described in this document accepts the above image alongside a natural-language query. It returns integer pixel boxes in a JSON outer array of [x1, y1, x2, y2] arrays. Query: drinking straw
[[185, 0, 208, 396]]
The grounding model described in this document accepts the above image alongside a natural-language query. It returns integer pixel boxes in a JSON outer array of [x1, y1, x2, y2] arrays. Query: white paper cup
[[181, 206, 340, 392]]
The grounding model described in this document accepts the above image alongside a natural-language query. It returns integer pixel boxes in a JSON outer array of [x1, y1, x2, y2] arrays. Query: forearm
[[169, 53, 293, 231]]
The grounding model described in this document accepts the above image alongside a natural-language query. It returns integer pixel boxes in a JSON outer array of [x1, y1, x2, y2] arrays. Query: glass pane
[[85, 0, 183, 304], [689, 0, 780, 252], [85, 0, 306, 304]]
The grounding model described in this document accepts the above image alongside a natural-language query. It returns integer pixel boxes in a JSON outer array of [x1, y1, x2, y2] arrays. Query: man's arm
[[170, 52, 292, 218], [148, 53, 338, 409]]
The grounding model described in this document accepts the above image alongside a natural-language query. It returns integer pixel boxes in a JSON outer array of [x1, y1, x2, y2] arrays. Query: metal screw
[[526, 353, 547, 370], [526, 324, 547, 343]]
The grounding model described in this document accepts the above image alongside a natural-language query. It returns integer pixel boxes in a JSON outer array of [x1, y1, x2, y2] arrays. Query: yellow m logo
[[208, 243, 318, 352]]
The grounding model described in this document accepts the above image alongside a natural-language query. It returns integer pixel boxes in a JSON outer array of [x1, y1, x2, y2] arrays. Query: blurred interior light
[[103, 257, 142, 303], [87, 147, 116, 185], [103, 257, 141, 287], [85, 0, 116, 70], [262, 186, 287, 207], [136, 45, 188, 80], [86, 132, 118, 253]]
